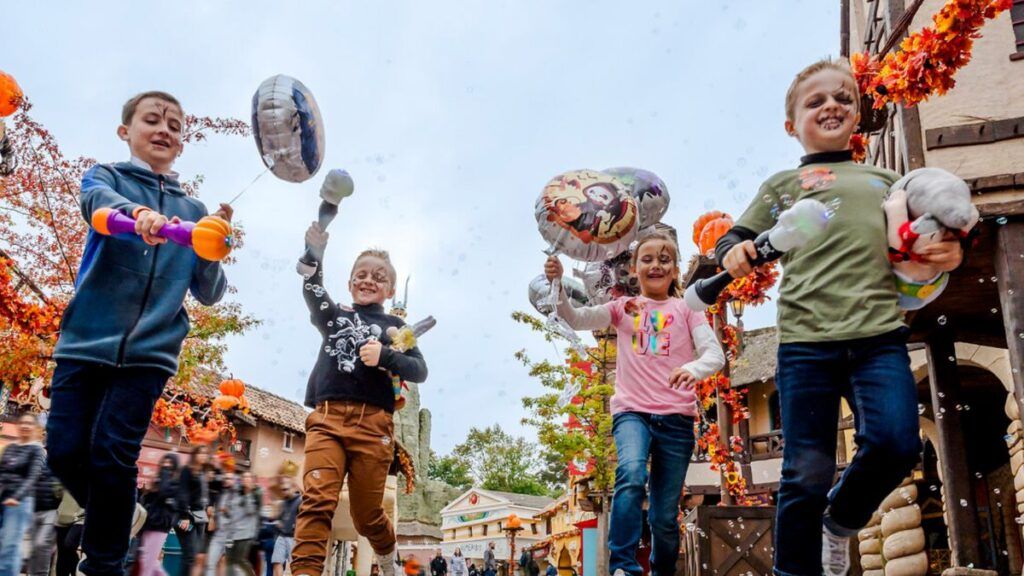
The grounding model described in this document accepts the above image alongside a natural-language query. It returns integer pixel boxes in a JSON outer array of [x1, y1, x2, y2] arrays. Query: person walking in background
[[430, 549, 447, 576], [27, 453, 64, 576], [178, 446, 212, 576], [272, 475, 301, 576], [225, 472, 259, 576], [0, 413, 46, 576], [450, 548, 466, 576], [518, 549, 530, 576], [206, 471, 236, 576], [257, 502, 279, 576], [138, 454, 182, 576], [483, 542, 497, 576], [54, 491, 85, 576]]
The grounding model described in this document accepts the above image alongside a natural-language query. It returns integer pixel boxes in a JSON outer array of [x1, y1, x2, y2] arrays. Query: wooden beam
[[841, 0, 851, 57], [925, 117, 1024, 150], [995, 220, 1024, 448], [926, 326, 983, 568], [713, 309, 734, 505]]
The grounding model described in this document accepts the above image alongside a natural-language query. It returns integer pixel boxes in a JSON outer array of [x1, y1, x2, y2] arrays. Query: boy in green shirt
[[717, 59, 963, 576]]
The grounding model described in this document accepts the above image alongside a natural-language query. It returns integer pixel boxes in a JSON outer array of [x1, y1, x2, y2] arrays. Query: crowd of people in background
[[0, 418, 303, 576]]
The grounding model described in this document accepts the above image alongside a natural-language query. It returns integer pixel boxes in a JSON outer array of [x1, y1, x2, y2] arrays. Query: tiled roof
[[397, 522, 443, 538], [477, 489, 555, 511], [169, 379, 309, 434], [729, 327, 778, 387]]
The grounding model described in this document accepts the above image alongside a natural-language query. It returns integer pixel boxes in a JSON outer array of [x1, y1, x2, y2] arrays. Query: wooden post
[[713, 309, 734, 505], [996, 221, 1024, 435], [840, 0, 851, 57], [739, 418, 754, 487], [926, 326, 983, 568]]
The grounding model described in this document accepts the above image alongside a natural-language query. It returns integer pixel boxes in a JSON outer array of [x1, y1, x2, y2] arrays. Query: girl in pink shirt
[[544, 232, 724, 576]]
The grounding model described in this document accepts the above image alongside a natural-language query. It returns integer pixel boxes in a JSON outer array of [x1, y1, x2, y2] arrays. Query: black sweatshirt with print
[[301, 256, 428, 412]]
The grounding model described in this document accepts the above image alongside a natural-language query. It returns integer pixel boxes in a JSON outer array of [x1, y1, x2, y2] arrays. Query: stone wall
[[395, 382, 462, 525]]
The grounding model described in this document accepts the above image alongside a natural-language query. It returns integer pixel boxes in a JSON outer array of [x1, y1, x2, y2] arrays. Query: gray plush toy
[[883, 167, 978, 309]]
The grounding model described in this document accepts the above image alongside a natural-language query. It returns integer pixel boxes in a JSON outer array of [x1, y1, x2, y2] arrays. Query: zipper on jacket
[[117, 177, 165, 366]]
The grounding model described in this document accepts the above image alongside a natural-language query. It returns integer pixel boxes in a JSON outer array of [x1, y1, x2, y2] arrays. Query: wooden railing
[[749, 431, 784, 461]]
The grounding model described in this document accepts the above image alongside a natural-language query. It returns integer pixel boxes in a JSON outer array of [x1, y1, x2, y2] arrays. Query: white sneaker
[[821, 523, 851, 576], [377, 551, 397, 576], [612, 570, 627, 576]]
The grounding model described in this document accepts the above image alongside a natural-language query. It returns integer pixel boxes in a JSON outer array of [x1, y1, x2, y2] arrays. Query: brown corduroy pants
[[290, 400, 396, 576]]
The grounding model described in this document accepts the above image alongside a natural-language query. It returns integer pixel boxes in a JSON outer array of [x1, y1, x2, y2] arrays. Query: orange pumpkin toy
[[697, 215, 734, 256], [0, 71, 23, 117], [692, 211, 727, 246], [192, 216, 234, 262]]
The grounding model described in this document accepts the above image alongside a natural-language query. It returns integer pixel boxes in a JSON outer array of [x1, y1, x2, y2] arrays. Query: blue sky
[[7, 0, 840, 454]]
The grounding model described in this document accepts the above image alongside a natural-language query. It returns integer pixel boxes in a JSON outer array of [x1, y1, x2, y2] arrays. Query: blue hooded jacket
[[53, 162, 227, 375]]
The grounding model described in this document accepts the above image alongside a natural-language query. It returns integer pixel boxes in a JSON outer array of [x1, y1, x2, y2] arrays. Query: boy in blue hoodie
[[45, 91, 232, 576]]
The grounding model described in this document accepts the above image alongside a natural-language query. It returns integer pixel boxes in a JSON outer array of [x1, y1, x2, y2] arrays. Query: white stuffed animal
[[883, 167, 978, 310]]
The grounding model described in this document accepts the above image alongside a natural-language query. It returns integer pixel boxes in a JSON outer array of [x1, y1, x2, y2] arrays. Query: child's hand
[[668, 367, 697, 390], [544, 256, 563, 281], [305, 222, 329, 255], [723, 241, 757, 278], [918, 234, 963, 272], [359, 339, 383, 367], [213, 203, 233, 223], [135, 210, 173, 246]]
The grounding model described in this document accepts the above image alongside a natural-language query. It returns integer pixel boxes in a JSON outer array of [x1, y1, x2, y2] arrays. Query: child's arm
[[545, 256, 612, 331], [299, 222, 338, 332], [80, 164, 146, 219], [682, 323, 726, 380], [369, 340, 429, 384], [669, 321, 726, 389], [714, 183, 779, 277]]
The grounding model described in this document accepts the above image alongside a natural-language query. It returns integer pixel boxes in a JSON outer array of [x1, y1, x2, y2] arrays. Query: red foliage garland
[[852, 0, 1011, 109]]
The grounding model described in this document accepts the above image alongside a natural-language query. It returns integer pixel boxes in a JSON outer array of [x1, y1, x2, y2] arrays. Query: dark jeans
[[773, 328, 921, 576], [227, 539, 255, 576], [46, 361, 169, 576], [608, 412, 695, 576], [55, 525, 83, 576]]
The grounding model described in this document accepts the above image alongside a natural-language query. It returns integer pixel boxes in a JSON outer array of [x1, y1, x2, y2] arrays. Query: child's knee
[[614, 458, 648, 489], [782, 449, 836, 494], [300, 467, 343, 511]]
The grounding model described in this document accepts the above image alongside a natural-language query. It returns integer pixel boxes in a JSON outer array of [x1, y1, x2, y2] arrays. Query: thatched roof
[[729, 326, 778, 388]]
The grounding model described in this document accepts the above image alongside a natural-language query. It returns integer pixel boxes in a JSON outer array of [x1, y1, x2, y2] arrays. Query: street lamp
[[504, 514, 525, 576], [728, 298, 745, 355]]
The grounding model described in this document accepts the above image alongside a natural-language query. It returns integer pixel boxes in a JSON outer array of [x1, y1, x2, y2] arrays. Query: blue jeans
[[0, 496, 35, 576], [608, 412, 695, 576], [46, 360, 168, 576], [773, 328, 921, 576]]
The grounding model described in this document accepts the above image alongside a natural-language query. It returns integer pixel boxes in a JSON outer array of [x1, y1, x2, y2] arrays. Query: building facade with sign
[[440, 489, 553, 565]]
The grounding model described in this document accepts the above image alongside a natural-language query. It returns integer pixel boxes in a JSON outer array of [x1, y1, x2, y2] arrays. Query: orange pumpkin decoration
[[697, 215, 734, 256], [237, 396, 251, 412], [0, 71, 23, 117], [213, 394, 240, 411], [191, 428, 219, 445], [219, 378, 245, 398], [192, 216, 233, 262], [692, 211, 728, 246]]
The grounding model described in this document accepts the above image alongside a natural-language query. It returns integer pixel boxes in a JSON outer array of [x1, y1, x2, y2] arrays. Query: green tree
[[427, 450, 473, 491], [451, 424, 550, 496]]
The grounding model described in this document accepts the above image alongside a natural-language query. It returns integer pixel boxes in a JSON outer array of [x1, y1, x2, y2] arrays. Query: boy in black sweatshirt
[[290, 221, 427, 576]]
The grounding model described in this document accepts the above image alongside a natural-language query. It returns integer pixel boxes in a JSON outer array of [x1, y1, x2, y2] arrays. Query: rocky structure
[[395, 381, 462, 525]]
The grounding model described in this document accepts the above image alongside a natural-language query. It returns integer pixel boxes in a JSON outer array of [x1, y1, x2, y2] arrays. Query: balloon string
[[226, 167, 270, 206]]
